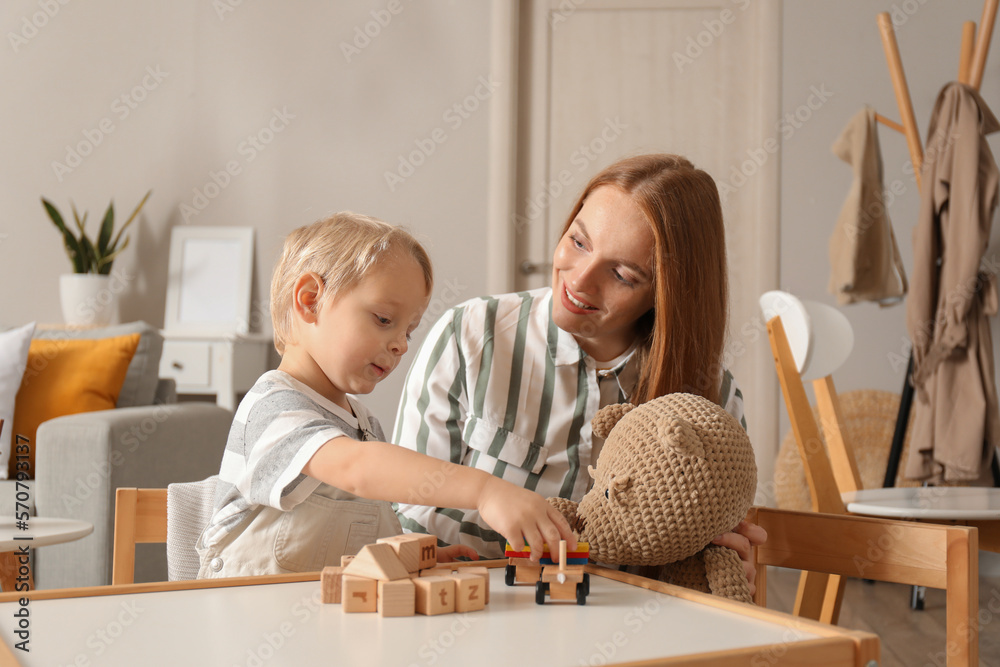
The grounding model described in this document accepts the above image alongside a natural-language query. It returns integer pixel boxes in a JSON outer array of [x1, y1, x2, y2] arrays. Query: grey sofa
[[0, 322, 234, 589]]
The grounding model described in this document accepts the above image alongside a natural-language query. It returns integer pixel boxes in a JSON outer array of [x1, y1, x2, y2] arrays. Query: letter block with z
[[462, 566, 490, 604], [342, 575, 377, 613], [448, 572, 485, 612]]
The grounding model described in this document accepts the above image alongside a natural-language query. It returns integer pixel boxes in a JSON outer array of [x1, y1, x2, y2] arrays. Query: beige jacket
[[905, 82, 1000, 483], [828, 106, 908, 306]]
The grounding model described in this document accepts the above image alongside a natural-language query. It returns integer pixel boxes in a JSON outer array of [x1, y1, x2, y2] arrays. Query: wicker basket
[[773, 389, 929, 511]]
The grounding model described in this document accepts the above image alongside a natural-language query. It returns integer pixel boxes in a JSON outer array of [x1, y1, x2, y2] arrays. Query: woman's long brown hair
[[558, 154, 729, 405]]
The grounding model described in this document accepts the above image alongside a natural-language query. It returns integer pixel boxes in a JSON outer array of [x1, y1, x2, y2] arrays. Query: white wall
[[779, 0, 1000, 465], [0, 0, 493, 421], [5, 0, 1000, 461], [783, 1, 1000, 574]]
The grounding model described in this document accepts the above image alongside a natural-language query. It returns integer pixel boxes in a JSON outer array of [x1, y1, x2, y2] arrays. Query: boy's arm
[[392, 310, 489, 549], [302, 437, 575, 558]]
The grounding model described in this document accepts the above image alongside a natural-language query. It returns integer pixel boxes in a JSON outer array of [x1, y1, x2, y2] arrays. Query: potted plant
[[42, 191, 151, 326]]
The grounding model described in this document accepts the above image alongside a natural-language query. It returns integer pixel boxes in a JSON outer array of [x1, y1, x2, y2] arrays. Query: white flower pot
[[60, 274, 119, 326]]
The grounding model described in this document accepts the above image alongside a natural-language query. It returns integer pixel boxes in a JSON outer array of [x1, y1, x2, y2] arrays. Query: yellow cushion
[[11, 333, 140, 478]]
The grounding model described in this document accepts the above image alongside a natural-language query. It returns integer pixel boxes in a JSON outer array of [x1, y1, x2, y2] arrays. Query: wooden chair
[[111, 488, 168, 585], [112, 477, 218, 585], [750, 506, 979, 667], [760, 291, 1000, 662]]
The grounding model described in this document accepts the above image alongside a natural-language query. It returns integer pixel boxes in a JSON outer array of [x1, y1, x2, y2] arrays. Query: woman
[[392, 154, 765, 587]]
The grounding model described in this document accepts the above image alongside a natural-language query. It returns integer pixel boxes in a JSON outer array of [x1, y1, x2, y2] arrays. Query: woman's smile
[[551, 185, 655, 360], [563, 284, 599, 312]]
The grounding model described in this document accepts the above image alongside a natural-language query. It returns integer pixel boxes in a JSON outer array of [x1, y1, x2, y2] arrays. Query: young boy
[[197, 213, 574, 578]]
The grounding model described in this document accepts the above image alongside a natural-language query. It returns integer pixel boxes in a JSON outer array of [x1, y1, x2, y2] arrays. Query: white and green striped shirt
[[392, 287, 745, 557]]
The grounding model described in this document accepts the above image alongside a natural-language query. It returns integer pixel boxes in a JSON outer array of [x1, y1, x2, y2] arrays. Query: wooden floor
[[765, 567, 1000, 666]]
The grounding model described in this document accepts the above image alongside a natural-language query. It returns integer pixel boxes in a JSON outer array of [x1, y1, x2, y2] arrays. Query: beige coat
[[828, 106, 908, 306], [905, 82, 1000, 483]]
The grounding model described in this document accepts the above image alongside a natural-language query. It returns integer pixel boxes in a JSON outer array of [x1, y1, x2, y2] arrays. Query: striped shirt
[[392, 287, 745, 557], [201, 370, 384, 551]]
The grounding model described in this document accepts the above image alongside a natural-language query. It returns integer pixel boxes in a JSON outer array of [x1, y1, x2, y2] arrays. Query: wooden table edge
[[586, 564, 879, 666], [0, 559, 877, 667]]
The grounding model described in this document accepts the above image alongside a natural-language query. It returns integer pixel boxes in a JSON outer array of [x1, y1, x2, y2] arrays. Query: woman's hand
[[437, 544, 479, 563], [711, 520, 768, 595], [477, 477, 577, 560]]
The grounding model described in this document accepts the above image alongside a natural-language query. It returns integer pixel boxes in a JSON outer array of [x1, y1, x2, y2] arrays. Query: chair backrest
[[112, 476, 218, 585], [760, 291, 865, 514], [761, 292, 887, 625], [749, 506, 980, 665], [166, 475, 219, 581], [112, 488, 168, 585], [750, 506, 977, 597]]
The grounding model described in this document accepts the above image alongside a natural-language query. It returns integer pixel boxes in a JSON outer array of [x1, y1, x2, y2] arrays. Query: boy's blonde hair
[[270, 212, 433, 355]]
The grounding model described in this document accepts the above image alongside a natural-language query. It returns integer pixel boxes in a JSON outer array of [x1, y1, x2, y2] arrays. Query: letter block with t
[[414, 576, 456, 615]]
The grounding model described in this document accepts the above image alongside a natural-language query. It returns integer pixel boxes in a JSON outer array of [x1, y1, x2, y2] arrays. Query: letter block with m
[[377, 533, 438, 572]]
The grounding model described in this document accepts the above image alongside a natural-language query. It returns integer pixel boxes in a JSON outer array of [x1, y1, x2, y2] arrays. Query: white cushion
[[0, 323, 35, 480], [167, 475, 219, 581]]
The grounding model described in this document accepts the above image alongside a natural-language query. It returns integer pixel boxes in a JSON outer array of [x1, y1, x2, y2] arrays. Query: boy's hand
[[711, 520, 768, 595], [477, 477, 577, 561], [437, 544, 479, 563]]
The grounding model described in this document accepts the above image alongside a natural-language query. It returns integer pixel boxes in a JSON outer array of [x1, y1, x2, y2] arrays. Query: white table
[[0, 518, 93, 553], [843, 486, 1000, 520], [0, 566, 877, 666]]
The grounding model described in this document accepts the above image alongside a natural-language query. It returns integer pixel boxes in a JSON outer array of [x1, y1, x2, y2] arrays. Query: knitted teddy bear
[[548, 392, 757, 602]]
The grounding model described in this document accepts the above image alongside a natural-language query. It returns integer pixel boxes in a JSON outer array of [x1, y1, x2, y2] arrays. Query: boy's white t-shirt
[[197, 370, 401, 578]]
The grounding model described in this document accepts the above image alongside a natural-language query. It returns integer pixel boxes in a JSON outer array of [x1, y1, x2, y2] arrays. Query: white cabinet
[[159, 333, 271, 410]]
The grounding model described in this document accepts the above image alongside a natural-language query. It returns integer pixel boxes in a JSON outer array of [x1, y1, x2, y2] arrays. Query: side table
[[158, 332, 271, 410], [0, 518, 93, 591]]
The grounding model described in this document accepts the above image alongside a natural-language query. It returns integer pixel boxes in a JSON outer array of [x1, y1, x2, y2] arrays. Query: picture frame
[[164, 226, 255, 336]]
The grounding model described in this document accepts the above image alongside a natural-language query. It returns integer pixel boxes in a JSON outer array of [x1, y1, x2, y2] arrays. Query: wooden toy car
[[504, 540, 590, 605]]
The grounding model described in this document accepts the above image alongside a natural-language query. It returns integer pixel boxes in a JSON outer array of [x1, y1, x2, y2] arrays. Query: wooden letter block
[[414, 576, 456, 615], [320, 566, 344, 604], [342, 575, 377, 612], [449, 572, 486, 612], [420, 567, 456, 578], [377, 534, 425, 573], [343, 543, 410, 581], [340, 554, 355, 567], [414, 534, 437, 569], [378, 579, 416, 617], [463, 566, 490, 604]]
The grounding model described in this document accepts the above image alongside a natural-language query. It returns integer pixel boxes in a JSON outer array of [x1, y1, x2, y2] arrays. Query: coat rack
[[873, 0, 1000, 488]]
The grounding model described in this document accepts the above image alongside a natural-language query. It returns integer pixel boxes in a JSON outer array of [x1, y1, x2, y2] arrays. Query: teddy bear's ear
[[662, 417, 705, 459], [591, 403, 635, 439]]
